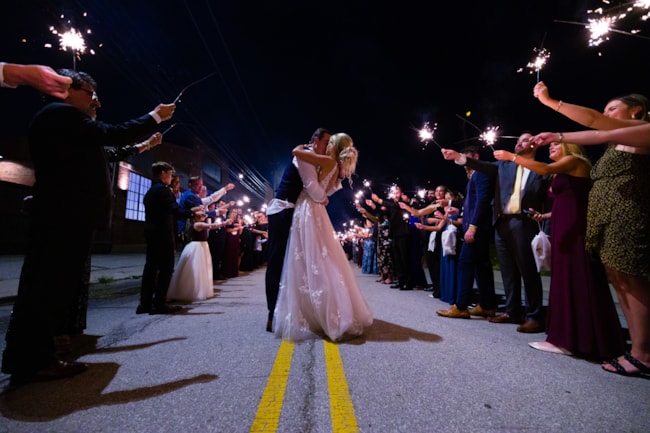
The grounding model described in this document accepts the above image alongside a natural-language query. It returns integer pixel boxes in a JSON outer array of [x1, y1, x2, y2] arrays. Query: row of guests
[[356, 81, 650, 379], [138, 169, 269, 311]]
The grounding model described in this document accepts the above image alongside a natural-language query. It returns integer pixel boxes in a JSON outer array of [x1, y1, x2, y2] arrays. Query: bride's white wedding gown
[[273, 168, 373, 341]]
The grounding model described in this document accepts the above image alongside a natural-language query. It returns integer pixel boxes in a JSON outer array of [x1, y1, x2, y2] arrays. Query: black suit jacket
[[28, 102, 158, 229]]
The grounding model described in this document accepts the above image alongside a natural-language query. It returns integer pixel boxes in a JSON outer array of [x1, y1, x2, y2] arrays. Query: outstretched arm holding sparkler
[[0, 62, 72, 98], [533, 81, 647, 130], [533, 125, 650, 150]]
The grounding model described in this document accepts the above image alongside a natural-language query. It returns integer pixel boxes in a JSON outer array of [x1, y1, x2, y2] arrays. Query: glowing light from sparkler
[[479, 126, 500, 149], [524, 47, 550, 74], [587, 14, 619, 46], [418, 122, 436, 144]]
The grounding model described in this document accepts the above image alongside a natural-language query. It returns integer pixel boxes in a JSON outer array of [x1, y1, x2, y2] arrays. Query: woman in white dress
[[274, 133, 374, 341], [167, 209, 220, 302]]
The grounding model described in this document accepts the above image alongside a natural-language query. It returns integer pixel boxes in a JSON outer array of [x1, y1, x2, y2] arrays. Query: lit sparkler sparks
[[520, 47, 550, 82], [47, 13, 96, 70], [479, 126, 500, 150], [416, 122, 442, 149]]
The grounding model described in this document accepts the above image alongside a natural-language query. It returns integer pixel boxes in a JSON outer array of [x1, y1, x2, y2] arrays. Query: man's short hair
[[152, 161, 174, 177]]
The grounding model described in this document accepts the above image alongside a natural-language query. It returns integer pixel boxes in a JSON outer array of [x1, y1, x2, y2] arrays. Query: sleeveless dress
[[274, 169, 374, 341], [546, 174, 626, 359], [167, 225, 214, 302], [587, 146, 650, 277], [439, 217, 459, 304]]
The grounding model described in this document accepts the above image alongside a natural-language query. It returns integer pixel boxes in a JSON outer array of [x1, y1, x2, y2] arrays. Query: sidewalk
[[0, 253, 627, 328], [0, 253, 147, 303]]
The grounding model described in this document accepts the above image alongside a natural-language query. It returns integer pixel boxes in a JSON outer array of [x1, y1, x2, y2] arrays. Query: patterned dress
[[587, 146, 650, 277]]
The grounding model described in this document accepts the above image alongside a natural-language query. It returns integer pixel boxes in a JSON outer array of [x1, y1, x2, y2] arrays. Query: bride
[[273, 133, 373, 341]]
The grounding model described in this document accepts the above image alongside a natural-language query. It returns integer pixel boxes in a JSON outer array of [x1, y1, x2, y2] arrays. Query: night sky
[[2, 1, 649, 229]]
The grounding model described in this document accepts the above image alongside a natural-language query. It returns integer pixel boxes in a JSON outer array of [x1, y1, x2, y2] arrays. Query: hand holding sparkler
[[136, 132, 163, 154], [440, 148, 461, 162], [153, 103, 176, 122], [0, 63, 73, 98], [492, 150, 516, 162]]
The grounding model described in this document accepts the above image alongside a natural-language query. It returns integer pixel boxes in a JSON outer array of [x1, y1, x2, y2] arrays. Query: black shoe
[[423, 286, 434, 292], [150, 304, 182, 315], [136, 304, 151, 314], [389, 284, 401, 289], [266, 320, 273, 333], [399, 286, 413, 291]]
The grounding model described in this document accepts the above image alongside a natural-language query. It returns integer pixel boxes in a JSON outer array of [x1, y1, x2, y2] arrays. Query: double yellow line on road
[[250, 340, 358, 433]]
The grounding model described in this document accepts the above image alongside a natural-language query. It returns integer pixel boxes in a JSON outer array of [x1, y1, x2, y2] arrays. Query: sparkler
[[173, 72, 218, 104], [520, 47, 550, 82], [416, 122, 442, 149], [47, 13, 97, 70], [363, 179, 373, 194], [479, 126, 500, 151], [161, 122, 177, 136], [555, 2, 650, 49]]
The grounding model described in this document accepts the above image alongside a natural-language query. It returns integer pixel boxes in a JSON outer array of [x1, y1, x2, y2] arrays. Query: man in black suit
[[1, 69, 175, 387], [264, 127, 331, 332], [138, 161, 198, 315], [442, 133, 551, 333]]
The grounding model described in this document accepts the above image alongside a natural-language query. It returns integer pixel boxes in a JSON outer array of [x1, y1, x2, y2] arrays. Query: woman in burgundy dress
[[494, 142, 626, 360]]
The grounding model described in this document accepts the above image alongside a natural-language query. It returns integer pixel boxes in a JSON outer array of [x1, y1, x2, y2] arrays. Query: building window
[[125, 171, 151, 221]]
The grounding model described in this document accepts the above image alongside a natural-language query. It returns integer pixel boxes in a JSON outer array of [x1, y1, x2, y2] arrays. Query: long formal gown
[[274, 169, 374, 341], [439, 217, 458, 305], [167, 226, 214, 302], [546, 174, 626, 359]]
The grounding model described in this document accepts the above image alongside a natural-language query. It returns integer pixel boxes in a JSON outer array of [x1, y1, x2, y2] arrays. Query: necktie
[[508, 164, 523, 214]]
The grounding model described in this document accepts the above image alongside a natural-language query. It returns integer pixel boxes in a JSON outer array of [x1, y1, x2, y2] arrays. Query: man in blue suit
[[437, 146, 497, 319], [442, 133, 551, 333], [264, 127, 331, 332]]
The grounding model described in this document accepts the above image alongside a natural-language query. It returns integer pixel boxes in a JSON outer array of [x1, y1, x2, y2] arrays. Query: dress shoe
[[468, 305, 496, 318], [488, 313, 523, 324], [517, 321, 545, 333], [436, 304, 470, 319], [135, 304, 151, 314], [389, 284, 401, 289], [528, 341, 572, 355], [266, 320, 273, 333], [150, 304, 182, 315], [36, 360, 88, 381], [399, 286, 413, 291]]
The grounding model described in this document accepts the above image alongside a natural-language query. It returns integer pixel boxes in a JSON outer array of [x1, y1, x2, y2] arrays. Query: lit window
[[125, 171, 151, 221]]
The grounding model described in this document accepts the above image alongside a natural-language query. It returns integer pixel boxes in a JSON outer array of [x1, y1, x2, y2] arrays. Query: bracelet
[[556, 100, 563, 112], [557, 132, 564, 143], [511, 155, 517, 162]]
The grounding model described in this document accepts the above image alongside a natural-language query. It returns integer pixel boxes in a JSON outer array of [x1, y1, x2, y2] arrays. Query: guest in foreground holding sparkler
[[0, 62, 72, 98], [494, 142, 626, 360], [531, 82, 650, 378], [1, 68, 176, 387]]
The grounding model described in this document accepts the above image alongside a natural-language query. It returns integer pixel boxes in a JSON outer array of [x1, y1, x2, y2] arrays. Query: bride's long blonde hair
[[326, 133, 358, 185]]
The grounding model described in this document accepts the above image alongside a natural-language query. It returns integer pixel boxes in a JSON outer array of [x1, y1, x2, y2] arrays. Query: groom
[[264, 127, 331, 332]]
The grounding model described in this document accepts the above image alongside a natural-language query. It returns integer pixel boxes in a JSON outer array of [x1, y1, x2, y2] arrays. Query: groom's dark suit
[[265, 159, 304, 325]]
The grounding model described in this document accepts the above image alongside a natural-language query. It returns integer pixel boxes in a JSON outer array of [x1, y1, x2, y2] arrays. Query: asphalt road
[[0, 259, 648, 433]]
